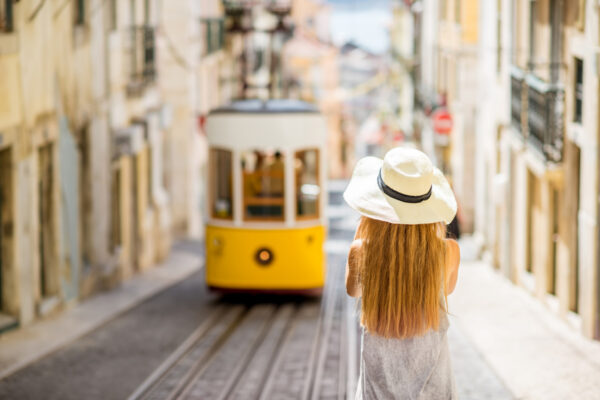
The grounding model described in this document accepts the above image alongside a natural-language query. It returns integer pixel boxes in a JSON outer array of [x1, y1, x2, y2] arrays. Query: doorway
[[565, 142, 581, 313], [38, 144, 60, 304], [526, 169, 536, 274], [0, 148, 17, 331], [78, 126, 92, 273]]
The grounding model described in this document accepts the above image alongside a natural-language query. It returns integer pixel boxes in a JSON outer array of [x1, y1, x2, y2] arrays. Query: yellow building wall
[[461, 0, 479, 44], [0, 54, 23, 130], [18, 2, 55, 129]]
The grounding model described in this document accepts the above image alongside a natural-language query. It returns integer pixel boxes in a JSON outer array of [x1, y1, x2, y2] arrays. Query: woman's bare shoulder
[[444, 239, 460, 265], [444, 238, 460, 294], [346, 239, 363, 297], [348, 239, 363, 266]]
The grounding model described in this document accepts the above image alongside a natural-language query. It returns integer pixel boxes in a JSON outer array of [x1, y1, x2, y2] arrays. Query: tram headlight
[[255, 247, 274, 266], [211, 236, 224, 256]]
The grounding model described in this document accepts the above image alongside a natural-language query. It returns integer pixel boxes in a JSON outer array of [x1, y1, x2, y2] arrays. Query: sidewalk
[[450, 258, 600, 400], [0, 241, 203, 380]]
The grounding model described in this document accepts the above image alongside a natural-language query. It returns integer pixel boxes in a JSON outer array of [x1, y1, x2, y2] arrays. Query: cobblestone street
[[0, 184, 515, 400]]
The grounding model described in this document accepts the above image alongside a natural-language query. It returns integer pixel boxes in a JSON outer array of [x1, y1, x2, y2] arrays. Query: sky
[[327, 0, 392, 54]]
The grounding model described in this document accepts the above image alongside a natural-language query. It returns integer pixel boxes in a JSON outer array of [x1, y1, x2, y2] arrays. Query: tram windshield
[[242, 150, 285, 221], [210, 148, 233, 219], [295, 149, 320, 219]]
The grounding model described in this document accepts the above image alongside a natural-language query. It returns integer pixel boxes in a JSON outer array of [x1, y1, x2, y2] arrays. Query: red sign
[[432, 109, 453, 135], [197, 115, 207, 134]]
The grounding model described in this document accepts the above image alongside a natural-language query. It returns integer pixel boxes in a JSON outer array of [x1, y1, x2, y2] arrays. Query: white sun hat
[[343, 147, 457, 225]]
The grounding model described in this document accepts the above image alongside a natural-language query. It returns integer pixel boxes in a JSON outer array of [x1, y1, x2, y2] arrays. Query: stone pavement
[[0, 240, 203, 380], [450, 256, 600, 400]]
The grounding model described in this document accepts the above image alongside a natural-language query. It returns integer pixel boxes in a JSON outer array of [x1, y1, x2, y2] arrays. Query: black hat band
[[377, 169, 433, 204]]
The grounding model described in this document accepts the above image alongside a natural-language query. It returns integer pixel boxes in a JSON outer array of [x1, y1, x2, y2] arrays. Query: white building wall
[[563, 1, 599, 338], [475, 0, 500, 253]]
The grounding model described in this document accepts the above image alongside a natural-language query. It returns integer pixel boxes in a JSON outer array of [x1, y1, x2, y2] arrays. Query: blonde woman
[[343, 147, 460, 399]]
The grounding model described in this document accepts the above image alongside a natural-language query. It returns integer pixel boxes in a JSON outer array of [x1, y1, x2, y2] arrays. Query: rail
[[510, 66, 564, 163]]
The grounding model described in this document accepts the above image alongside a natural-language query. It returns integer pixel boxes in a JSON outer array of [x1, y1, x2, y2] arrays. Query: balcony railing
[[527, 75, 564, 163], [510, 67, 524, 131], [510, 66, 564, 163], [126, 26, 156, 95]]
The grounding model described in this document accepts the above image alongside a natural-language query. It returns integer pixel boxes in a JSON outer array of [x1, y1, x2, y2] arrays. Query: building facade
[[497, 0, 599, 339], [411, 0, 480, 234], [409, 0, 600, 339], [0, 0, 224, 333]]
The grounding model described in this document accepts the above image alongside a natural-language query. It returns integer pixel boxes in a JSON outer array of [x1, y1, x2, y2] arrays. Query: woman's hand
[[345, 239, 363, 298]]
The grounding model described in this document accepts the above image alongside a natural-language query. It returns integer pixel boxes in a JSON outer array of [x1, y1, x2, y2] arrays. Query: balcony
[[510, 66, 564, 163], [126, 26, 156, 96], [510, 67, 524, 131]]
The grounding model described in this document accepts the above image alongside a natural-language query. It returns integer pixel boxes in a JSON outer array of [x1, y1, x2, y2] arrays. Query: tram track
[[128, 253, 358, 400]]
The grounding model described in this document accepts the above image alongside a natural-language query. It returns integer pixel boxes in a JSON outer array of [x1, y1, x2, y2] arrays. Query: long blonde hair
[[356, 216, 447, 338]]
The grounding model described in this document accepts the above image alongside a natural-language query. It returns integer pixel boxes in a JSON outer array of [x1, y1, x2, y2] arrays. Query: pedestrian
[[343, 147, 460, 399]]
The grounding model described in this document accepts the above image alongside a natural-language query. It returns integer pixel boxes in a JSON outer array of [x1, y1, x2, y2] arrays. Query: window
[[574, 57, 583, 123], [439, 0, 447, 21], [210, 148, 233, 220], [75, 0, 85, 25], [0, 0, 13, 33], [576, 0, 585, 32], [110, 166, 122, 251], [528, 0, 536, 70], [497, 0, 502, 74], [455, 0, 461, 24], [295, 149, 320, 219], [144, 0, 150, 23], [110, 0, 117, 31], [242, 150, 285, 221], [202, 18, 225, 56]]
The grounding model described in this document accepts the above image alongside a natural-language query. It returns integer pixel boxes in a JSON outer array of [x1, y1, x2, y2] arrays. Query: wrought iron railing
[[510, 66, 564, 163], [510, 67, 524, 131], [526, 75, 564, 163], [127, 26, 156, 94]]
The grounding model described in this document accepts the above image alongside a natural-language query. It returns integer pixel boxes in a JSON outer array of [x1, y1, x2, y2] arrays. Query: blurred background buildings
[[411, 0, 598, 340], [0, 0, 599, 343]]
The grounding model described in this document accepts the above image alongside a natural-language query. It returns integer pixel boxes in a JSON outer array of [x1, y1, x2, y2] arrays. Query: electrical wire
[[52, 0, 108, 21], [53, 0, 71, 20], [28, 0, 47, 22]]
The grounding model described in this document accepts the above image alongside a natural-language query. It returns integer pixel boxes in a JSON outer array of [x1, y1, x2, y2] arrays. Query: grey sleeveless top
[[355, 313, 457, 400]]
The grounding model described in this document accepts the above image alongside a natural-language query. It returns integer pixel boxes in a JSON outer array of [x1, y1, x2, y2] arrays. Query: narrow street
[[0, 184, 512, 400]]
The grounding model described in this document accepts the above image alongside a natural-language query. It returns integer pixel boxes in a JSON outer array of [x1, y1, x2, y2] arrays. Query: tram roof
[[209, 99, 319, 115]]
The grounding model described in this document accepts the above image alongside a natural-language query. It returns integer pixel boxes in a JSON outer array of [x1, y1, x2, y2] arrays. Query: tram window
[[210, 148, 233, 220], [295, 149, 320, 219], [242, 150, 285, 221]]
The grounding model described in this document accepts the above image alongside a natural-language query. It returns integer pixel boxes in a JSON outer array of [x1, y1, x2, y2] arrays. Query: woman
[[343, 147, 460, 399]]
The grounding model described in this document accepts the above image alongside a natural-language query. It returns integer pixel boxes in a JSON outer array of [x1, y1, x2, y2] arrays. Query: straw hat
[[343, 147, 457, 225]]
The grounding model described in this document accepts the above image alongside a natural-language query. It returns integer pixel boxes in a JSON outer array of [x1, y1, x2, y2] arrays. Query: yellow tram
[[205, 99, 327, 295]]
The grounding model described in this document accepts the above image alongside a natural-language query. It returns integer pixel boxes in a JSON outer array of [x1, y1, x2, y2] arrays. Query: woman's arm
[[345, 239, 362, 298], [445, 239, 460, 295]]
